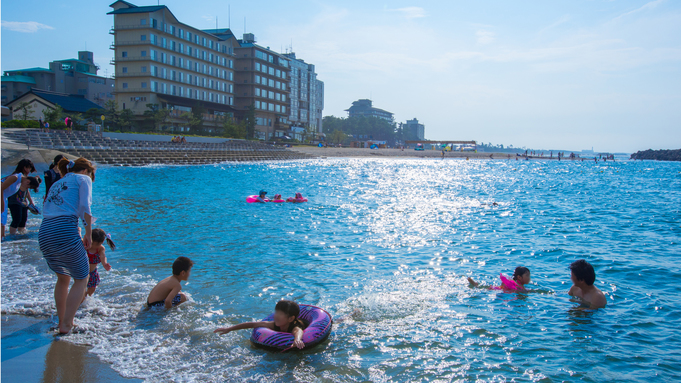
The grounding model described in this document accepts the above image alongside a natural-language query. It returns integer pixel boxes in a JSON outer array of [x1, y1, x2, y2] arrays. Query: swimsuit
[[87, 250, 101, 288], [274, 319, 308, 333], [147, 294, 183, 308]]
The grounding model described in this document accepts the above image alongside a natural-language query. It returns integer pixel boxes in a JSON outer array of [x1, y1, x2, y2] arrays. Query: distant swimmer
[[568, 259, 607, 309]]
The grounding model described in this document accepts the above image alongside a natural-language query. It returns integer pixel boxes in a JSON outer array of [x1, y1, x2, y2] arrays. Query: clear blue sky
[[2, 0, 680, 152]]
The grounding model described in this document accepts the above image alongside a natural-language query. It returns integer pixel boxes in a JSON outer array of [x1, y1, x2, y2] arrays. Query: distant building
[[284, 52, 324, 137], [5, 88, 103, 121], [404, 118, 425, 140], [1, 51, 114, 107], [234, 33, 292, 140], [345, 99, 393, 122], [108, 0, 239, 133]]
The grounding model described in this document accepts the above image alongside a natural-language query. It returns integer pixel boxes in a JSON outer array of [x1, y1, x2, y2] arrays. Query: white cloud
[[612, 0, 666, 21], [476, 30, 495, 44], [1, 20, 54, 33], [389, 6, 426, 19]]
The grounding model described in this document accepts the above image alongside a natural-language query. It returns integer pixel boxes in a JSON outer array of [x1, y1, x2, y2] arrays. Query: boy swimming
[[147, 256, 194, 309], [568, 259, 607, 309]]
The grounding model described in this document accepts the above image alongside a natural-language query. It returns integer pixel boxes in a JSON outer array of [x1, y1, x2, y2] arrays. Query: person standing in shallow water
[[39, 157, 96, 334], [1, 159, 37, 240]]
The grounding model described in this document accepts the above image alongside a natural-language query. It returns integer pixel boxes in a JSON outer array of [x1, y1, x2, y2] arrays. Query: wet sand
[[1, 315, 141, 382]]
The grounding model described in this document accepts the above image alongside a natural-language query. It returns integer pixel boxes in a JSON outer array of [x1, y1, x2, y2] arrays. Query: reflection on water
[[1, 158, 680, 382]]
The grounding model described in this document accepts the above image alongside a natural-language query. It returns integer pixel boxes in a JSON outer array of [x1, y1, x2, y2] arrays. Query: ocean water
[[2, 158, 681, 382]]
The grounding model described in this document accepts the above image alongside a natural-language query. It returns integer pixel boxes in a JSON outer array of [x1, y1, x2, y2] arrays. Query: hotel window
[[162, 83, 167, 94], [255, 63, 260, 71], [275, 105, 281, 112], [162, 38, 167, 48], [229, 72, 233, 81], [171, 70, 176, 81], [151, 81, 158, 91], [229, 84, 233, 93], [141, 18, 147, 25], [268, 67, 274, 75], [141, 50, 147, 57], [268, 91, 274, 99], [281, 83, 286, 91], [141, 66, 147, 73], [268, 79, 274, 87], [276, 69, 281, 77], [151, 65, 158, 76], [171, 56, 176, 66], [161, 53, 167, 64], [171, 41, 176, 51], [141, 82, 147, 88], [255, 101, 260, 109], [281, 94, 286, 102], [229, 97, 233, 105], [268, 103, 275, 111], [281, 72, 286, 79], [202, 37, 206, 47], [275, 93, 281, 101], [268, 55, 274, 63], [122, 83, 128, 88], [255, 88, 261, 97], [122, 67, 128, 73], [172, 85, 176, 96], [282, 106, 286, 113], [122, 51, 128, 57], [229, 60, 233, 69], [255, 75, 260, 84], [187, 46, 192, 56], [186, 31, 191, 41], [141, 35, 147, 41]]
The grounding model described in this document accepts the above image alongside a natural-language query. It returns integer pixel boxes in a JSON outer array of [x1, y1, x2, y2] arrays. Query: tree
[[244, 104, 256, 139], [190, 103, 206, 133], [222, 116, 247, 139], [329, 130, 347, 145], [119, 109, 134, 131], [15, 102, 34, 121], [143, 103, 169, 131], [104, 100, 120, 130], [43, 104, 64, 125]]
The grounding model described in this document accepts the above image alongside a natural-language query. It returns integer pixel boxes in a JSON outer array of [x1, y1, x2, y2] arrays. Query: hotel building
[[283, 52, 324, 139]]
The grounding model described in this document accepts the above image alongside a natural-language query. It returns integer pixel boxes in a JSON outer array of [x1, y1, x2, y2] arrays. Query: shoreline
[[1, 314, 142, 382], [288, 146, 553, 159]]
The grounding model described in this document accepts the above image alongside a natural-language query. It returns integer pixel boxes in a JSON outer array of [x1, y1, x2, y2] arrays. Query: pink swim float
[[250, 305, 332, 351], [246, 195, 269, 203], [286, 197, 308, 203], [492, 273, 522, 291]]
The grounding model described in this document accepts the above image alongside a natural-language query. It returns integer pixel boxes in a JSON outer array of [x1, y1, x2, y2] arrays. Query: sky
[[2, 0, 680, 153]]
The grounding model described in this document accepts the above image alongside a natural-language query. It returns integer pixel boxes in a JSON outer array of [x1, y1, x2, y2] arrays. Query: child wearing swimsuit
[[84, 228, 115, 299]]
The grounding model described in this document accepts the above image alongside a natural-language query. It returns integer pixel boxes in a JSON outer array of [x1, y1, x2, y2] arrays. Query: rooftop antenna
[[216, 16, 218, 30], [228, 5, 231, 28]]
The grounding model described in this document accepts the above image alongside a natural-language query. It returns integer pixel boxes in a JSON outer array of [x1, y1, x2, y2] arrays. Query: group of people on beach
[[2, 155, 607, 343]]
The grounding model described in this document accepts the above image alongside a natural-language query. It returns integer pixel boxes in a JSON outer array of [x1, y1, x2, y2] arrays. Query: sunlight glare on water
[[2, 158, 680, 382]]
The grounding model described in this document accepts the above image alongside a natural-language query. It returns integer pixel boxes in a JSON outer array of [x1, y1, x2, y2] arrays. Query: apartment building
[[283, 52, 324, 138], [108, 0, 237, 133]]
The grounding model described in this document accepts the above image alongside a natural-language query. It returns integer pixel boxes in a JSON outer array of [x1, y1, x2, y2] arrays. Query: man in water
[[255, 190, 268, 203], [568, 259, 607, 309]]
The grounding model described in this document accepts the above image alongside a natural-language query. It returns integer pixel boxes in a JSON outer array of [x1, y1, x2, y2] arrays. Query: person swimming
[[468, 266, 531, 292], [568, 259, 607, 309]]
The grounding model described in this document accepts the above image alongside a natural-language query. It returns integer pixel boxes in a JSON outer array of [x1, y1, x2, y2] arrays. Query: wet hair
[[570, 259, 596, 286], [57, 157, 96, 181], [13, 159, 36, 174], [512, 266, 530, 281], [275, 300, 300, 319], [49, 155, 66, 170], [172, 256, 194, 275], [91, 228, 116, 250], [23, 176, 42, 192]]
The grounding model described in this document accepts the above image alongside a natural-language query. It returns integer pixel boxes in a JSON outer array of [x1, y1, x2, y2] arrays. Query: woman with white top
[[1, 159, 37, 239], [40, 157, 96, 335]]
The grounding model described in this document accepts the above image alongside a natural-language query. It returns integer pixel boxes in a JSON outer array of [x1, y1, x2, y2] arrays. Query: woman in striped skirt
[[39, 157, 96, 334]]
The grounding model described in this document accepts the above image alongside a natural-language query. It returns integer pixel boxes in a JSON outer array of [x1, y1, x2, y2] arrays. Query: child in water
[[214, 300, 308, 349], [468, 266, 531, 292], [147, 256, 194, 308], [83, 228, 115, 299], [568, 259, 607, 309]]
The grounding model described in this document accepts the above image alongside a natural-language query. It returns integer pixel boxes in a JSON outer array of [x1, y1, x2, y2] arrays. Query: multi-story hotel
[[284, 52, 324, 139], [108, 0, 238, 133], [346, 99, 393, 122], [233, 34, 292, 140], [108, 1, 324, 139]]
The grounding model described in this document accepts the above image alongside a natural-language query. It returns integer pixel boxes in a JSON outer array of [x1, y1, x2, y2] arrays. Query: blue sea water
[[2, 158, 681, 382]]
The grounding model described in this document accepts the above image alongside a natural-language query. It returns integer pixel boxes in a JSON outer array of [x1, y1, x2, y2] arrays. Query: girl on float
[[82, 228, 116, 301], [468, 266, 531, 292], [271, 194, 285, 203], [1, 159, 37, 239], [214, 300, 308, 349]]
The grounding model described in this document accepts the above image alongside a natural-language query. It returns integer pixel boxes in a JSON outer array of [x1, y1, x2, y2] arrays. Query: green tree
[[119, 109, 134, 131], [244, 104, 256, 139], [43, 104, 64, 125], [329, 130, 347, 145], [222, 116, 247, 139], [104, 100, 120, 130], [15, 102, 34, 121], [190, 103, 206, 133]]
